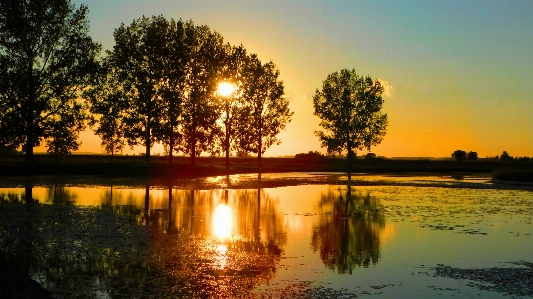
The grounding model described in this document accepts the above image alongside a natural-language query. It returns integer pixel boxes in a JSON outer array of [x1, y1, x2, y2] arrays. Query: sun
[[217, 82, 235, 97]]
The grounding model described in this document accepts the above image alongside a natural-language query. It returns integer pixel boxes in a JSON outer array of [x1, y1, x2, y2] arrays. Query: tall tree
[[313, 69, 388, 170], [107, 16, 176, 162], [0, 0, 101, 162], [177, 24, 226, 165], [85, 61, 127, 156], [216, 45, 249, 162], [155, 19, 189, 164], [239, 55, 292, 166]]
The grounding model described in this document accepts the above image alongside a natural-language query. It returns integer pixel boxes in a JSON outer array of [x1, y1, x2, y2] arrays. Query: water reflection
[[46, 185, 76, 205], [311, 185, 385, 274], [0, 182, 287, 297], [213, 204, 232, 240]]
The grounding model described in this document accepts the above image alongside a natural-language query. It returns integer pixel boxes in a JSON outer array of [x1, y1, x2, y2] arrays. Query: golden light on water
[[213, 204, 232, 240], [217, 82, 235, 97]]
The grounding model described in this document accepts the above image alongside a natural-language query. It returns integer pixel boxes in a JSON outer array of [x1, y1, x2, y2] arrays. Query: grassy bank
[[1, 154, 533, 177]]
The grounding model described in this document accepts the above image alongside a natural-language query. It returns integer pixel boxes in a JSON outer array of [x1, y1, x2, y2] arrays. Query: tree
[[0, 0, 101, 162], [150, 18, 189, 164], [106, 16, 174, 162], [365, 153, 377, 159], [85, 61, 127, 156], [313, 69, 388, 170], [177, 24, 226, 165], [239, 55, 292, 167], [452, 150, 467, 162], [500, 151, 513, 161], [45, 102, 86, 161], [467, 151, 478, 161], [216, 45, 249, 164]]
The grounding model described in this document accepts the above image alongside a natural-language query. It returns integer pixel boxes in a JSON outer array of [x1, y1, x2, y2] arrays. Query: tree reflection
[[311, 186, 385, 274], [146, 186, 287, 297], [0, 184, 288, 298], [45, 185, 76, 205]]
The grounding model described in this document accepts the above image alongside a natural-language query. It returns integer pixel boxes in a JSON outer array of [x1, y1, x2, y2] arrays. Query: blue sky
[[70, 0, 533, 157]]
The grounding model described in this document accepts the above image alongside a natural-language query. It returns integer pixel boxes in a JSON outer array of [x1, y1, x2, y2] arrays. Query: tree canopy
[[313, 69, 388, 169], [177, 23, 226, 164], [452, 150, 467, 162], [0, 0, 101, 162], [239, 55, 292, 166]]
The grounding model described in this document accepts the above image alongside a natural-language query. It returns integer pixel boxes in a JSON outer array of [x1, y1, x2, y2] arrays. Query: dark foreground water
[[0, 174, 532, 298]]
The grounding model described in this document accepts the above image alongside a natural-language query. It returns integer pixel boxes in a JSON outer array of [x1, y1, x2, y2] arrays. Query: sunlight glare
[[213, 204, 232, 240], [217, 82, 235, 97]]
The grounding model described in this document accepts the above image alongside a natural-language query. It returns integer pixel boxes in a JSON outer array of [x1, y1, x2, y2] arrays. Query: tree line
[[0, 0, 293, 166]]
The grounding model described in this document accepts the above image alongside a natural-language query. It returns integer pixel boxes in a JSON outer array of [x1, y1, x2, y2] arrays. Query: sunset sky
[[62, 0, 533, 158]]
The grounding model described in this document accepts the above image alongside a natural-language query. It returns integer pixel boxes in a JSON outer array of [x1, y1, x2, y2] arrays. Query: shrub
[[295, 151, 323, 159], [467, 151, 478, 160], [365, 153, 377, 159], [500, 151, 514, 161]]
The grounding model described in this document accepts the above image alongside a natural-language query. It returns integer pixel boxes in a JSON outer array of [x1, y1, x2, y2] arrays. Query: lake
[[1, 173, 532, 298]]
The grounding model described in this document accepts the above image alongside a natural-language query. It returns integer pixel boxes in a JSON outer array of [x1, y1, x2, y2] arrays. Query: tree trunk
[[191, 137, 196, 166], [145, 130, 151, 162], [347, 147, 352, 171], [25, 63, 35, 163], [25, 123, 34, 163], [168, 132, 173, 164], [258, 127, 262, 167]]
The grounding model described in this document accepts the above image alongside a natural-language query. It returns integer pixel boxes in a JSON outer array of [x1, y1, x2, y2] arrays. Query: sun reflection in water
[[213, 204, 232, 240]]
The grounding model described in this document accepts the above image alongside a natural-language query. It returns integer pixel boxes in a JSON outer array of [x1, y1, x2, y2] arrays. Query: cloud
[[377, 79, 394, 97]]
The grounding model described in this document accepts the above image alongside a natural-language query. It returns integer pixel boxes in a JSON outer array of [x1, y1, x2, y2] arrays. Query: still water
[[1, 174, 532, 298]]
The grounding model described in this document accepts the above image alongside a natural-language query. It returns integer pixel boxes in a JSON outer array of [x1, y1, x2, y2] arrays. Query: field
[[1, 154, 533, 181]]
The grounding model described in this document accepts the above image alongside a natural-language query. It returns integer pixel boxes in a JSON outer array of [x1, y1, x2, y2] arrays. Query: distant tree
[[467, 151, 478, 161], [516, 156, 532, 161], [177, 24, 226, 165], [0, 0, 101, 162], [239, 55, 293, 167], [365, 153, 377, 159], [295, 151, 323, 159], [313, 69, 388, 170], [500, 151, 513, 161], [452, 150, 467, 162], [45, 104, 86, 161]]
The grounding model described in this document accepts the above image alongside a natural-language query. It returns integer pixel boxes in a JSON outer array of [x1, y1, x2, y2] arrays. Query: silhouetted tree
[[313, 69, 388, 170], [239, 55, 292, 166], [295, 151, 323, 159], [45, 106, 86, 161], [177, 24, 225, 165], [215, 45, 250, 160], [0, 0, 101, 162], [365, 153, 377, 159], [85, 60, 127, 156], [153, 19, 190, 164], [467, 151, 478, 161], [500, 151, 513, 161], [106, 16, 175, 162], [452, 150, 467, 162]]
